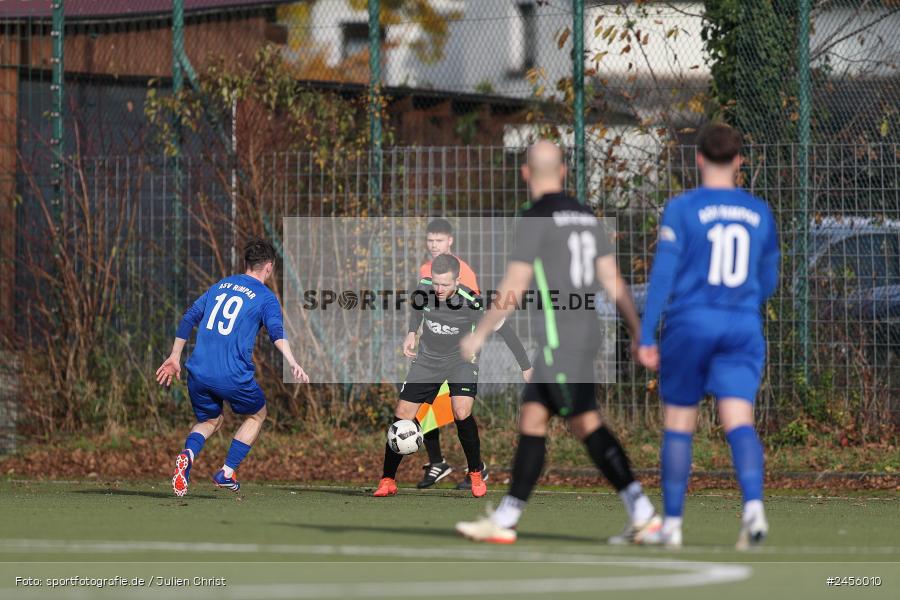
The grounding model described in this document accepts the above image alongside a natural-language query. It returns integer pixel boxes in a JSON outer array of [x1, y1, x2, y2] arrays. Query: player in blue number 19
[[637, 123, 780, 550], [156, 238, 309, 497]]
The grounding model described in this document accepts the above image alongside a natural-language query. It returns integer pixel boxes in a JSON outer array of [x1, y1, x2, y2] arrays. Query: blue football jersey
[[177, 274, 285, 387], [640, 187, 780, 345]]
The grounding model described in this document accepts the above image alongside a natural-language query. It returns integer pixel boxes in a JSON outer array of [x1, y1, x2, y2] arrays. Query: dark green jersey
[[510, 193, 615, 357], [408, 279, 531, 370]]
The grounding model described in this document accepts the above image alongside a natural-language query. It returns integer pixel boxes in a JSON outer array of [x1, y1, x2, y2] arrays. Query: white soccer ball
[[387, 419, 423, 455]]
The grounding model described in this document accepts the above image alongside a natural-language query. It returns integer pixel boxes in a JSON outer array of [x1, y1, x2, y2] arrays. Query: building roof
[[0, 0, 292, 20]]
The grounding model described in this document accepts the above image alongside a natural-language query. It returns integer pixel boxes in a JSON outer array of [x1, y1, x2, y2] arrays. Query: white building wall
[[290, 1, 899, 92]]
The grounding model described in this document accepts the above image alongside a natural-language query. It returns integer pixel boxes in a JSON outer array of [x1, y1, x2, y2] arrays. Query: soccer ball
[[387, 419, 423, 455]]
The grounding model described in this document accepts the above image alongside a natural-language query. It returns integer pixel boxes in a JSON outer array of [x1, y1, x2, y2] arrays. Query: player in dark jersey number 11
[[455, 141, 660, 544]]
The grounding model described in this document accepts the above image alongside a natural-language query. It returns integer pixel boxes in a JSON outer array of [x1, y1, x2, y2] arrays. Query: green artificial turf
[[0, 481, 896, 599]]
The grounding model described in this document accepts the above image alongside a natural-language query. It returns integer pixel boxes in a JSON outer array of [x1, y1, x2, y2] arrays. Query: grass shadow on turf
[[276, 487, 498, 499], [276, 487, 369, 497], [73, 489, 218, 500], [275, 521, 598, 543]]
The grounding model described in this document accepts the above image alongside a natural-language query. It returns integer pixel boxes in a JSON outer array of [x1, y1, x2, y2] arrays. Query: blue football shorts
[[187, 375, 267, 422], [659, 309, 766, 406]]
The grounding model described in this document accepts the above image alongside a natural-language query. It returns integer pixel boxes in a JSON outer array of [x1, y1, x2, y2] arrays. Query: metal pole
[[368, 0, 382, 203], [797, 0, 811, 383], [367, 0, 384, 393], [172, 0, 185, 296], [231, 93, 238, 271], [573, 0, 585, 203], [50, 1, 64, 212]]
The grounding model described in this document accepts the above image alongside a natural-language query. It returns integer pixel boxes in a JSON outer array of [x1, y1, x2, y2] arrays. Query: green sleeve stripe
[[419, 278, 432, 285], [458, 288, 476, 302], [533, 258, 559, 349]]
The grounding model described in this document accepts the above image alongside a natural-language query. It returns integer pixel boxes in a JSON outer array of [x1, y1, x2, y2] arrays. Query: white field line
[[1, 538, 897, 558], [0, 539, 751, 598]]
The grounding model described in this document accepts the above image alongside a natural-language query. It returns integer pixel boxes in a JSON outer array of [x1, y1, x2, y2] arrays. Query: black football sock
[[583, 425, 635, 491], [423, 428, 444, 464], [382, 442, 404, 479], [508, 434, 546, 502], [454, 415, 482, 473]]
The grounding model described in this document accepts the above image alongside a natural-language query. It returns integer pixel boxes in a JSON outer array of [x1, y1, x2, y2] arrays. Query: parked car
[[796, 217, 900, 364]]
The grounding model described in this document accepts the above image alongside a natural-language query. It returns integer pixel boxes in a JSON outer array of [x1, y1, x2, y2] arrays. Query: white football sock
[[492, 495, 525, 529], [743, 499, 764, 522], [222, 465, 235, 478], [186, 449, 195, 462], [633, 495, 656, 525], [620, 481, 655, 524], [662, 516, 683, 534]]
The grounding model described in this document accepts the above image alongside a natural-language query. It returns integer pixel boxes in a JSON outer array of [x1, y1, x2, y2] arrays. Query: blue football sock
[[224, 440, 252, 472], [661, 430, 693, 518], [184, 432, 206, 462], [726, 425, 764, 503]]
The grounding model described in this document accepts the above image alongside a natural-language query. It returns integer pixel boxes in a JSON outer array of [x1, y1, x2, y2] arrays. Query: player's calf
[[373, 404, 422, 496], [453, 413, 486, 497], [579, 422, 657, 528], [212, 407, 266, 491]]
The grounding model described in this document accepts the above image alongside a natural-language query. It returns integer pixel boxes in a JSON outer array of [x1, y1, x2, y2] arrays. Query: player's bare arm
[[274, 338, 309, 383], [596, 254, 641, 357], [404, 280, 426, 358], [461, 261, 533, 361], [156, 337, 187, 387], [402, 332, 417, 358]]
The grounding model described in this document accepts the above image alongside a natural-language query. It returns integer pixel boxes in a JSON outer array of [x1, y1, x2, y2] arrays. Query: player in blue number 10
[[637, 123, 781, 550], [156, 238, 309, 497]]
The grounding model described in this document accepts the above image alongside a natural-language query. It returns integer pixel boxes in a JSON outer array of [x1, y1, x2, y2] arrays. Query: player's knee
[[718, 398, 753, 432], [452, 404, 471, 421], [252, 405, 268, 422], [664, 405, 699, 433], [394, 401, 418, 421], [210, 414, 225, 433], [518, 405, 549, 436], [519, 420, 548, 436], [568, 411, 601, 440]]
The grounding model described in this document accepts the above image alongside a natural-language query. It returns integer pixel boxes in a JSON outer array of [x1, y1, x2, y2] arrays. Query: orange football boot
[[373, 477, 398, 497], [469, 470, 487, 498]]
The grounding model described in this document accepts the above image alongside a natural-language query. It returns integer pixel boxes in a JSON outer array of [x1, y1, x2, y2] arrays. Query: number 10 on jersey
[[707, 223, 749, 287]]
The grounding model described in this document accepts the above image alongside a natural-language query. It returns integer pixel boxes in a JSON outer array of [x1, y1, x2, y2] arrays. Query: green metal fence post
[[172, 0, 185, 298], [797, 0, 811, 383], [573, 0, 585, 203], [369, 0, 382, 203], [368, 0, 384, 390], [50, 1, 64, 211]]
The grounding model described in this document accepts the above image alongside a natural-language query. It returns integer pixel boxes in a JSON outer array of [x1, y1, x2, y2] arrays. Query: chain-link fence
[[3, 2, 900, 443], [12, 143, 899, 437]]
